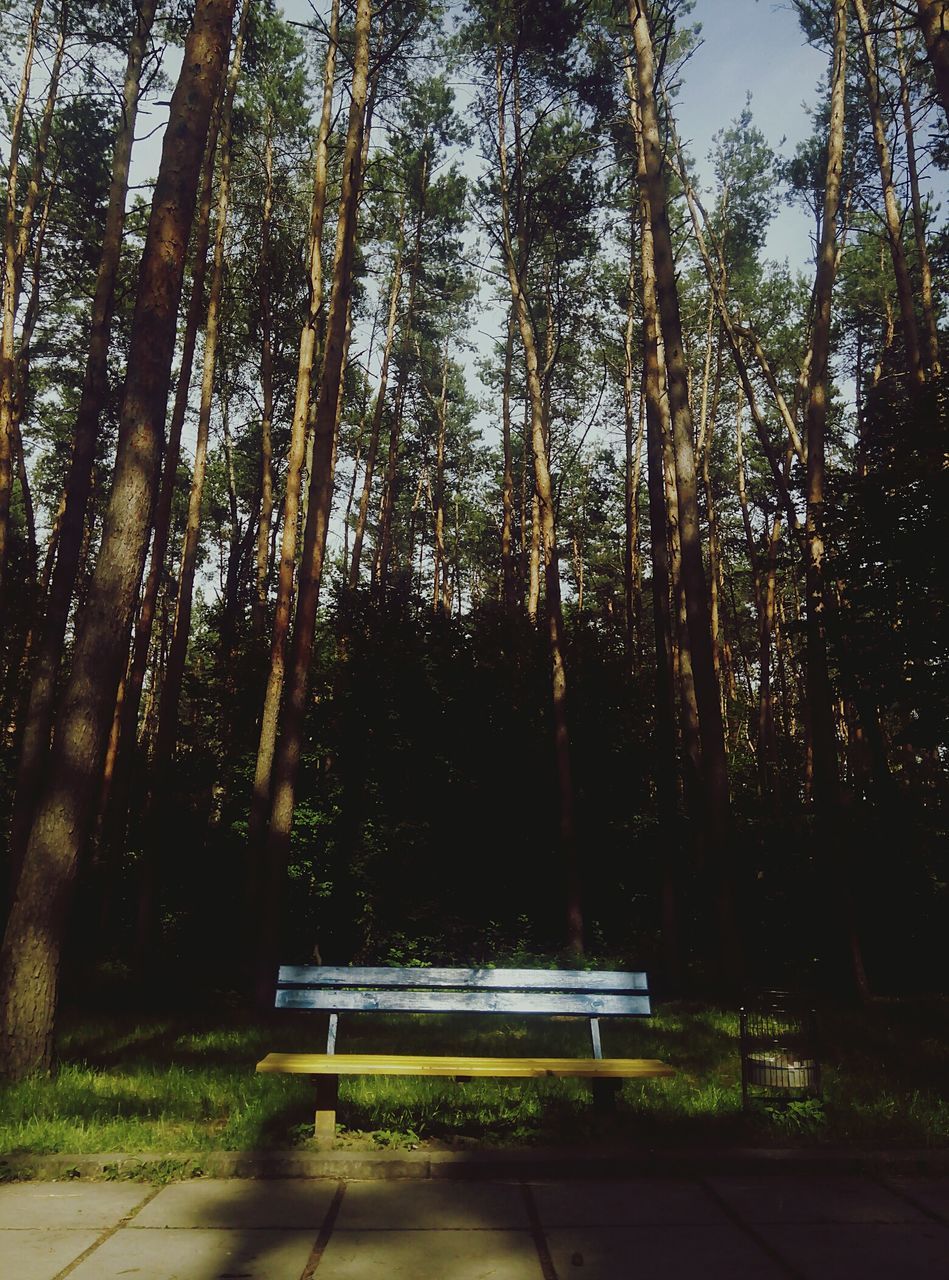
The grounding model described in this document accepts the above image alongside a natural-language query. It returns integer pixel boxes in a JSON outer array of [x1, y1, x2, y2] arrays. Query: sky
[[671, 0, 828, 268]]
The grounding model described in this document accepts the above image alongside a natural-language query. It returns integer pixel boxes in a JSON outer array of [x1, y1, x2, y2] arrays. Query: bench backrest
[[275, 966, 652, 1017]]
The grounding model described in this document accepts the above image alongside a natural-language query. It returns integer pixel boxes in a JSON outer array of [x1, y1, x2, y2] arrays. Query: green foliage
[[764, 1097, 827, 1135]]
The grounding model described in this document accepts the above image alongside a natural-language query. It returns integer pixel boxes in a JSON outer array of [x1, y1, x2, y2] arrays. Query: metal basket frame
[[739, 991, 821, 1110]]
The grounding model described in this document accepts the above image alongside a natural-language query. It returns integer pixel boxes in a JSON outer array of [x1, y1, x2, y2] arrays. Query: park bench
[[255, 966, 675, 1136]]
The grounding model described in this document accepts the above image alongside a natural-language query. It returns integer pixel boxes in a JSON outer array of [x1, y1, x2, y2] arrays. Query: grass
[[0, 999, 946, 1156]]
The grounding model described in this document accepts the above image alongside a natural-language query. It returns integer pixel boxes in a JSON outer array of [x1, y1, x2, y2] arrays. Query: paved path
[[1, 1173, 948, 1279]]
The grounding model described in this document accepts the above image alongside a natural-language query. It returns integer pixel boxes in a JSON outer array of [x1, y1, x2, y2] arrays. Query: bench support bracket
[[592, 1078, 620, 1111], [315, 1074, 338, 1137]]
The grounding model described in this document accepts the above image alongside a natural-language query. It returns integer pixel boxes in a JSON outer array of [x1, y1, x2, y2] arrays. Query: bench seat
[[257, 1052, 675, 1078]]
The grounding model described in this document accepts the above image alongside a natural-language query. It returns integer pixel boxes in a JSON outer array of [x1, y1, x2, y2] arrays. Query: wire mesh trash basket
[[739, 991, 821, 1110]]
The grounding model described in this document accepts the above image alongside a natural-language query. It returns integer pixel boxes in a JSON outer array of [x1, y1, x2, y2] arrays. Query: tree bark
[[805, 0, 847, 817], [735, 384, 782, 807], [348, 225, 403, 588], [98, 99, 224, 869], [892, 3, 941, 376], [8, 0, 159, 880], [134, 0, 249, 967], [852, 0, 925, 389], [254, 0, 371, 1004], [500, 307, 519, 610], [247, 0, 340, 879], [630, 0, 737, 984], [428, 344, 450, 614], [622, 221, 644, 660], [916, 0, 949, 125], [623, 46, 680, 886], [374, 155, 428, 592], [9, 172, 55, 591], [253, 113, 276, 638], [498, 40, 582, 951], [0, 0, 61, 605], [0, 0, 237, 1081], [805, 0, 871, 1002], [666, 127, 806, 532]]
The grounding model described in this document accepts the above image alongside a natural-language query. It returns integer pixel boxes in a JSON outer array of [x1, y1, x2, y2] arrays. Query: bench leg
[[592, 1078, 620, 1112], [315, 1075, 338, 1138]]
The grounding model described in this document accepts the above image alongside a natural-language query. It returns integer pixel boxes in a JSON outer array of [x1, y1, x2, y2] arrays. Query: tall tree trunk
[[374, 157, 429, 592], [0, 0, 236, 1081], [247, 0, 341, 879], [622, 222, 644, 660], [735, 383, 782, 807], [255, 0, 371, 1004], [8, 0, 159, 880], [916, 0, 949, 125], [805, 0, 847, 817], [852, 0, 925, 390], [892, 2, 941, 376], [805, 0, 871, 1001], [667, 126, 806, 525], [624, 52, 680, 912], [630, 0, 737, 984], [702, 434, 725, 700], [527, 488, 541, 621], [498, 40, 582, 951], [253, 114, 276, 638], [135, 0, 249, 967], [218, 390, 247, 668], [0, 0, 43, 608], [8, 171, 55, 593], [758, 516, 783, 808], [640, 322, 681, 983], [663, 401, 702, 809], [0, 0, 62, 605], [348, 226, 402, 588], [429, 345, 450, 614], [500, 307, 518, 610], [628, 53, 700, 822], [99, 102, 224, 869]]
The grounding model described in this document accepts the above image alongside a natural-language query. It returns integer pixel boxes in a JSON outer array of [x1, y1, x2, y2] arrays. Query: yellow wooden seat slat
[[256, 1052, 675, 1079]]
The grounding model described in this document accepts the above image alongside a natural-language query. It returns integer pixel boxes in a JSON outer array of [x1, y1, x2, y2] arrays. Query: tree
[[916, 0, 949, 125], [0, 0, 237, 1080], [254, 0, 372, 1001], [628, 0, 738, 983], [247, 0, 341, 892], [8, 0, 160, 882], [0, 0, 66, 606]]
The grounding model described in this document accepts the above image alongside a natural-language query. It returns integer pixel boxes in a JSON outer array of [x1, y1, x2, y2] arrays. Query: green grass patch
[[0, 1000, 946, 1155]]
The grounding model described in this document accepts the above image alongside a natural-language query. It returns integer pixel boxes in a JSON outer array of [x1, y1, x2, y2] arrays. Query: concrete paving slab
[[544, 1224, 785, 1278], [316, 1228, 543, 1279], [706, 1174, 928, 1223], [0, 1181, 150, 1229], [132, 1177, 338, 1228], [884, 1176, 949, 1223], [0, 1228, 102, 1280], [758, 1222, 949, 1279], [64, 1227, 317, 1280], [335, 1179, 529, 1230], [531, 1178, 728, 1226]]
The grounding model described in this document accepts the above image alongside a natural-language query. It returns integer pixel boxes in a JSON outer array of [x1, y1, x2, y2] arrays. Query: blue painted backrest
[[274, 967, 652, 1017]]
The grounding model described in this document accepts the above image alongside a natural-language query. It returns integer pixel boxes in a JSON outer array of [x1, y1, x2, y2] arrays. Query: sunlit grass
[[0, 1000, 946, 1155]]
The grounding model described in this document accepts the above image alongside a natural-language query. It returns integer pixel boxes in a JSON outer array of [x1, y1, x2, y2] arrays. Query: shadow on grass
[[0, 998, 944, 1155]]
